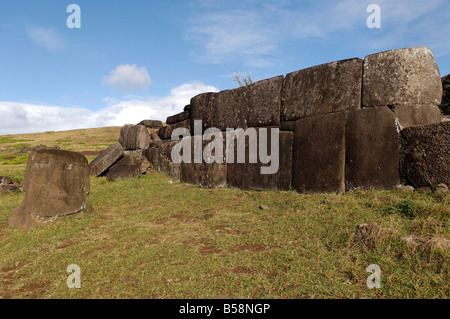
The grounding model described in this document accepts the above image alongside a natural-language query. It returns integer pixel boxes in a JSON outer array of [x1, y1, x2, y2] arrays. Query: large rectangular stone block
[[89, 142, 124, 177], [227, 128, 292, 191], [392, 104, 442, 129], [400, 122, 450, 187], [248, 76, 283, 127], [158, 140, 181, 179], [292, 112, 346, 194], [180, 133, 227, 188], [166, 110, 190, 125], [190, 92, 216, 135], [119, 124, 151, 150], [157, 120, 191, 140], [143, 147, 159, 170], [281, 58, 362, 121], [212, 86, 249, 131], [345, 107, 400, 190], [362, 46, 442, 108]]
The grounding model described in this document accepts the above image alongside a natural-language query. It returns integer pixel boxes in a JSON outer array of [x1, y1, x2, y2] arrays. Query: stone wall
[[102, 46, 448, 193]]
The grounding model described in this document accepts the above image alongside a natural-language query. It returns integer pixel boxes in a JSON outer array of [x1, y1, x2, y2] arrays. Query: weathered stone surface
[[346, 107, 400, 190], [281, 58, 362, 121], [392, 104, 442, 129], [248, 76, 283, 127], [190, 92, 216, 135], [158, 140, 181, 179], [89, 142, 124, 177], [440, 74, 450, 115], [227, 128, 292, 191], [400, 121, 450, 187], [362, 47, 442, 108], [157, 120, 191, 140], [280, 121, 296, 131], [137, 120, 163, 129], [434, 183, 448, 195], [110, 153, 151, 174], [119, 124, 151, 150], [143, 147, 159, 170], [180, 133, 227, 188], [0, 176, 21, 193], [212, 86, 249, 131], [150, 131, 162, 148], [292, 112, 346, 194], [9, 150, 95, 230], [166, 110, 190, 125], [396, 185, 415, 193], [105, 165, 141, 182]]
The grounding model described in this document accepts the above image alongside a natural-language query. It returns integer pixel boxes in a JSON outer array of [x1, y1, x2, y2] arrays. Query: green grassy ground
[[0, 128, 448, 299]]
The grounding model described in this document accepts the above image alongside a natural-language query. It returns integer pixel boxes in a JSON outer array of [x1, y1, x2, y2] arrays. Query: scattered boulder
[[400, 122, 450, 187], [138, 120, 163, 129], [0, 176, 21, 193], [434, 183, 448, 195], [396, 185, 415, 193], [362, 46, 442, 108], [89, 142, 124, 177], [401, 235, 450, 254], [349, 224, 380, 250], [9, 150, 95, 230]]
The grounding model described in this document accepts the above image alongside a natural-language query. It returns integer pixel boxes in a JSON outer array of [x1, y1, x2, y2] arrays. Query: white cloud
[[0, 82, 218, 135], [185, 0, 450, 67], [102, 64, 151, 92], [26, 26, 65, 52]]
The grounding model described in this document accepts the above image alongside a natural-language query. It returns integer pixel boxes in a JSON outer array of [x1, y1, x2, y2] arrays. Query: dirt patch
[[199, 245, 220, 255], [16, 281, 48, 298], [229, 244, 265, 253]]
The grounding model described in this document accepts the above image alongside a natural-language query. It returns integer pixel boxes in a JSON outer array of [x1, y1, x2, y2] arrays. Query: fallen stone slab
[[227, 128, 293, 191], [9, 149, 95, 230], [105, 165, 141, 182], [362, 46, 442, 108], [89, 142, 124, 177], [119, 124, 151, 150], [281, 58, 362, 121], [400, 121, 450, 187], [292, 112, 346, 194], [137, 119, 163, 129], [110, 153, 151, 174], [248, 76, 283, 127], [346, 107, 400, 190]]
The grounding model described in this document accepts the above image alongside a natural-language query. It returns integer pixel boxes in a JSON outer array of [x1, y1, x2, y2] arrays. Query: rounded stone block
[[362, 46, 442, 108], [9, 149, 95, 229]]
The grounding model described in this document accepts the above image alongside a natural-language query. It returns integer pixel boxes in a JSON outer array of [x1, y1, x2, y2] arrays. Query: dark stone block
[[157, 120, 191, 140], [212, 86, 250, 131], [105, 165, 141, 182], [440, 74, 450, 115], [119, 124, 151, 150], [392, 104, 442, 129], [143, 147, 159, 170], [89, 142, 124, 177], [180, 133, 227, 188], [190, 92, 216, 135], [281, 58, 362, 121], [292, 112, 346, 194], [137, 120, 163, 129], [227, 128, 292, 191], [248, 76, 283, 127], [158, 140, 181, 179], [400, 122, 450, 187], [166, 110, 190, 125], [280, 121, 296, 131], [363, 47, 442, 108], [345, 107, 400, 190]]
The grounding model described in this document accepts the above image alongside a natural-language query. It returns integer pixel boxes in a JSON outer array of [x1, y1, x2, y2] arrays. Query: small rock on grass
[[259, 205, 270, 210]]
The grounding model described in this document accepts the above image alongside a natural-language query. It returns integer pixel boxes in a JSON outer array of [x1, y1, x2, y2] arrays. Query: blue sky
[[1, 0, 449, 134]]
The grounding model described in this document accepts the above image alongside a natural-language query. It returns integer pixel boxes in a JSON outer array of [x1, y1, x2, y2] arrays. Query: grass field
[[0, 127, 448, 299]]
